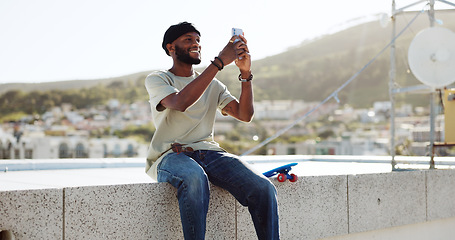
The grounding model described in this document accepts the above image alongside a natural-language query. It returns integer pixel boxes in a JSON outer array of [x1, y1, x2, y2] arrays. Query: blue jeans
[[157, 150, 279, 240]]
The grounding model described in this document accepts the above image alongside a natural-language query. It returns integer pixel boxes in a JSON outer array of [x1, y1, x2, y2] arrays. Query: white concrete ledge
[[1, 169, 455, 239], [0, 189, 63, 239], [348, 171, 427, 233], [238, 175, 348, 239], [63, 183, 236, 239]]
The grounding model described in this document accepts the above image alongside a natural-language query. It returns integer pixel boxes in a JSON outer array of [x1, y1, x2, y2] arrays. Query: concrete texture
[[426, 169, 455, 220], [348, 171, 427, 234], [2, 168, 455, 239], [0, 189, 63, 239], [237, 175, 348, 240], [64, 183, 236, 240], [323, 217, 455, 240]]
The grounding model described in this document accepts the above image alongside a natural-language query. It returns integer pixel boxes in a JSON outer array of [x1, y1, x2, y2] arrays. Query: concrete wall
[[1, 169, 455, 239], [0, 189, 63, 239]]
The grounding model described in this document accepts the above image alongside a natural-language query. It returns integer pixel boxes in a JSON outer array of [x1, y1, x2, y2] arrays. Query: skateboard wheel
[[277, 173, 286, 182], [290, 174, 298, 182]]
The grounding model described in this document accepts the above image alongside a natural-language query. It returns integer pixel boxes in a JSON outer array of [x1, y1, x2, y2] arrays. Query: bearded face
[[175, 44, 201, 65]]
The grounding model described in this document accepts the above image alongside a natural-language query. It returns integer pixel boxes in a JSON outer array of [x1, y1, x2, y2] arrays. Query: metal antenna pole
[[389, 0, 397, 170], [429, 0, 436, 169]]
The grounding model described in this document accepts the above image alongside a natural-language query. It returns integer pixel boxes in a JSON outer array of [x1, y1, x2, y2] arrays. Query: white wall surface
[[1, 169, 455, 239]]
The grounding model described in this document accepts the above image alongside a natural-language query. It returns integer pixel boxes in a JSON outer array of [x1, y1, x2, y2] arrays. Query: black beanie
[[162, 22, 201, 56]]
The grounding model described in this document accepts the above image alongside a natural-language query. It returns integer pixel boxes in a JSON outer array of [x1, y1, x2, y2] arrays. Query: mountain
[[217, 10, 455, 108], [0, 71, 150, 95], [1, 10, 454, 108]]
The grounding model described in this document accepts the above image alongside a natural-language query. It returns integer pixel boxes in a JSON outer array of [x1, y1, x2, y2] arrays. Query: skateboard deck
[[263, 163, 298, 182]]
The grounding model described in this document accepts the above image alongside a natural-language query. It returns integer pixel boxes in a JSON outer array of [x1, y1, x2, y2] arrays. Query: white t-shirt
[[144, 70, 236, 180]]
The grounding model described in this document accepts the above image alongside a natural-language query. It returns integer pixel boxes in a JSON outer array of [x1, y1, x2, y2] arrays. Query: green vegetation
[[112, 123, 155, 143], [0, 111, 28, 123], [0, 79, 149, 119]]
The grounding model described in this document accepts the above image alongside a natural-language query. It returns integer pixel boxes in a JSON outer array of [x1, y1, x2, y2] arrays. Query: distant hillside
[[0, 71, 151, 95], [1, 10, 454, 108], [217, 10, 455, 108]]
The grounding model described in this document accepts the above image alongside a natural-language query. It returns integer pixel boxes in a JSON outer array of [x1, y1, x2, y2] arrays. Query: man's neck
[[169, 62, 194, 77]]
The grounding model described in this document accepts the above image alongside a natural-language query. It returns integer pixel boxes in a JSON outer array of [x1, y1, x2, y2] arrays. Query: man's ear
[[166, 43, 174, 54]]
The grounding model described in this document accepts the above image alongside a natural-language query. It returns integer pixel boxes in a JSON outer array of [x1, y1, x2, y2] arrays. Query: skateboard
[[263, 163, 298, 182]]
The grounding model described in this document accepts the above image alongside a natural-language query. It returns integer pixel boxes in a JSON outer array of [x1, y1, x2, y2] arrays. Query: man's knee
[[250, 177, 277, 200], [183, 170, 209, 192]]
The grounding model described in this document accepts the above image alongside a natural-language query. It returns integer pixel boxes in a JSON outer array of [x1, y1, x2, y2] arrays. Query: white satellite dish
[[408, 27, 455, 88]]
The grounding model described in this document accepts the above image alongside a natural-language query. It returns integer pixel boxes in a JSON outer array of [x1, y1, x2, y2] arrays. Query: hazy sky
[[0, 0, 449, 84]]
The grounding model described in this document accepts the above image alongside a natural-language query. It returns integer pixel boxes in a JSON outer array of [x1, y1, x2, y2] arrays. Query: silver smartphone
[[231, 28, 243, 43]]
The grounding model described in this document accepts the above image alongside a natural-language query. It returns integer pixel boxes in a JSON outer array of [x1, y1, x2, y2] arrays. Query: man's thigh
[[201, 151, 262, 179], [157, 152, 207, 187], [201, 151, 272, 204]]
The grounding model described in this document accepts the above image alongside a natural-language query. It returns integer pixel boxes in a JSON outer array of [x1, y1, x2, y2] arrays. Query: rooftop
[[2, 155, 454, 191]]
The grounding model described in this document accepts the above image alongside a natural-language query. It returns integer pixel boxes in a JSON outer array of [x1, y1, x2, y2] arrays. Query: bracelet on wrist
[[215, 57, 224, 69], [238, 73, 253, 82], [211, 57, 224, 71], [211, 60, 222, 71]]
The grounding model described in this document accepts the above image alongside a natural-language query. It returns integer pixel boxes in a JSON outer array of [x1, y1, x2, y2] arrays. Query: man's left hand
[[234, 35, 251, 72]]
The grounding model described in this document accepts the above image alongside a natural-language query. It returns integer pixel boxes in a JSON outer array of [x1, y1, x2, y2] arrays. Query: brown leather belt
[[171, 143, 194, 154]]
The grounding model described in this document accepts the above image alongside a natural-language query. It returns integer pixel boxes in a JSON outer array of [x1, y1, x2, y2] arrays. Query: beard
[[175, 45, 201, 65]]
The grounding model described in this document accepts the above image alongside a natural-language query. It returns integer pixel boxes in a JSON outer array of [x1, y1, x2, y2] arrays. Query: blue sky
[[0, 0, 447, 83]]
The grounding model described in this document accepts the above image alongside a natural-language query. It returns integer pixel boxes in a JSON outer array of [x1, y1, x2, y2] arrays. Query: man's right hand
[[217, 36, 243, 66]]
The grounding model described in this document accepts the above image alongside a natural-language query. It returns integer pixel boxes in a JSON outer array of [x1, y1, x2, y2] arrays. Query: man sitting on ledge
[[144, 22, 279, 240]]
